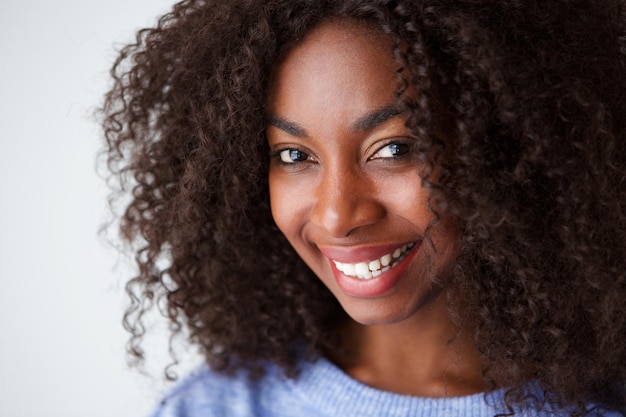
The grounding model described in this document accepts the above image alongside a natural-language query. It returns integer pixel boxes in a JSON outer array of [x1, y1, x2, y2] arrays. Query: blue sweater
[[150, 355, 621, 417]]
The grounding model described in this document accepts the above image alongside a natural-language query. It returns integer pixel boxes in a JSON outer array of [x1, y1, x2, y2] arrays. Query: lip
[[318, 243, 414, 264], [324, 242, 421, 298]]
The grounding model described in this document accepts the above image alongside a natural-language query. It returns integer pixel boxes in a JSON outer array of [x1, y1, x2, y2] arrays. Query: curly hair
[[100, 0, 626, 414]]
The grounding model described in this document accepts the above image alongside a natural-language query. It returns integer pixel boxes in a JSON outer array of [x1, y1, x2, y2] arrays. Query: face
[[267, 20, 458, 325]]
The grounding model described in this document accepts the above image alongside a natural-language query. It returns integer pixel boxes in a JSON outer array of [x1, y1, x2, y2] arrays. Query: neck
[[327, 296, 485, 397]]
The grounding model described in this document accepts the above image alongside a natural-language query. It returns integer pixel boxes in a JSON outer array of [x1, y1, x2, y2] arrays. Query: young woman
[[100, 0, 626, 415]]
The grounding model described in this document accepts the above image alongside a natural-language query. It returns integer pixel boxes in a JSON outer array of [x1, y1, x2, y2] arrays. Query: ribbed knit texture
[[150, 356, 621, 417], [289, 357, 507, 417]]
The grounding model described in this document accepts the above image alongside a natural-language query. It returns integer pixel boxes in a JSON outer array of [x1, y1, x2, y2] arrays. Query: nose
[[309, 167, 386, 238]]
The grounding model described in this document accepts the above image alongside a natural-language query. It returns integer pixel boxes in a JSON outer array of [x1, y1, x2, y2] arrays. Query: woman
[[100, 0, 626, 415]]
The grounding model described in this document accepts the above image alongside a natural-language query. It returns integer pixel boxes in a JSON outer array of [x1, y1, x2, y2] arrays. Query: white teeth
[[359, 271, 373, 280], [333, 260, 343, 271], [355, 263, 369, 276], [331, 243, 417, 280], [343, 263, 355, 276], [368, 259, 381, 271]]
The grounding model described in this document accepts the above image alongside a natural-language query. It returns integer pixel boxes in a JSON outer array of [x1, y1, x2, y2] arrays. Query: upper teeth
[[332, 243, 416, 280]]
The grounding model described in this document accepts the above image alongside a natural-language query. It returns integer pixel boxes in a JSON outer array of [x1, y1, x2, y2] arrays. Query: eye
[[278, 148, 310, 164], [370, 142, 410, 160]]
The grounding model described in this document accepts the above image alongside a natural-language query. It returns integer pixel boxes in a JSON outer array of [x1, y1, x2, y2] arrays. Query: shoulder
[[148, 364, 252, 417], [514, 382, 625, 417], [147, 361, 322, 417]]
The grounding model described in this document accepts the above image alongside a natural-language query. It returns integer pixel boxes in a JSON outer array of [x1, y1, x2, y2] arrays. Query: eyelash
[[270, 140, 412, 166], [369, 141, 411, 160], [270, 148, 315, 166]]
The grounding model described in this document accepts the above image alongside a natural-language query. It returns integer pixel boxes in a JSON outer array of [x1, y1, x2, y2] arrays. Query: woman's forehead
[[267, 20, 398, 118]]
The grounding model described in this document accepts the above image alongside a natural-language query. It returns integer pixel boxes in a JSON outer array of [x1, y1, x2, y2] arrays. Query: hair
[[100, 0, 626, 414]]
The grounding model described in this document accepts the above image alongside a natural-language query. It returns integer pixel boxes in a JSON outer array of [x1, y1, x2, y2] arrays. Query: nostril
[[310, 188, 386, 238]]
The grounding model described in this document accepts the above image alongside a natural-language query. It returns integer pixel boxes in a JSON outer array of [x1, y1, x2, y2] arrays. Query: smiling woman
[[100, 0, 626, 416], [267, 20, 459, 332]]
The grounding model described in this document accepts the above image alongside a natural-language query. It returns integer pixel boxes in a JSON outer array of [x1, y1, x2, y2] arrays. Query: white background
[[0, 1, 200, 416]]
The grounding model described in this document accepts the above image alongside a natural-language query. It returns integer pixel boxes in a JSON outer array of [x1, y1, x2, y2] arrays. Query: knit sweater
[[150, 355, 621, 417]]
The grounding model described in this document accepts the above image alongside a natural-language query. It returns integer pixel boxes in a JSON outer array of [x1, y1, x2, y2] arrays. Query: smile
[[331, 243, 417, 280]]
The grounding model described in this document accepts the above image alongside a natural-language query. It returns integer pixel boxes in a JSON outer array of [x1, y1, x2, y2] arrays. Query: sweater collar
[[287, 355, 507, 417]]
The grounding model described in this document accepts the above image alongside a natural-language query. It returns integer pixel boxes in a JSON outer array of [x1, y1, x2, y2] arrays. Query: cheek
[[268, 172, 303, 239], [268, 174, 286, 230], [378, 172, 430, 218]]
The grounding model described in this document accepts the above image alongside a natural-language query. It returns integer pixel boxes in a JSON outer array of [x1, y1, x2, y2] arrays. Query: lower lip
[[329, 244, 420, 298]]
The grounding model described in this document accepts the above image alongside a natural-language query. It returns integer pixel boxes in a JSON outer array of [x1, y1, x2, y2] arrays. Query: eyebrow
[[267, 104, 403, 137], [350, 104, 402, 132], [267, 116, 309, 138]]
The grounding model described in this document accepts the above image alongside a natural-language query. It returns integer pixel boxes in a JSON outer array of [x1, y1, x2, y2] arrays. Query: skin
[[266, 20, 483, 397]]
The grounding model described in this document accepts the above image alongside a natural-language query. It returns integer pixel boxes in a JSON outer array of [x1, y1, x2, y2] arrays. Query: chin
[[333, 288, 444, 327]]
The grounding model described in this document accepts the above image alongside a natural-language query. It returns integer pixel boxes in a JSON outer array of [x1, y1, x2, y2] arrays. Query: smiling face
[[267, 20, 458, 325]]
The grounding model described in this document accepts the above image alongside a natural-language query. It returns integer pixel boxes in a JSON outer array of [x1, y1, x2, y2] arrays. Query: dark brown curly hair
[[100, 0, 626, 414]]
